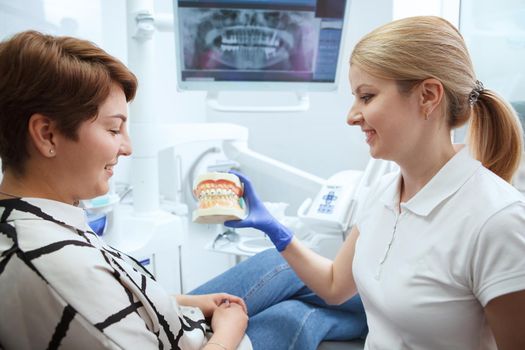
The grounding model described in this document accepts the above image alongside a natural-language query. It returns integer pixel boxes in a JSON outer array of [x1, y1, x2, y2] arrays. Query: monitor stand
[[206, 91, 310, 113]]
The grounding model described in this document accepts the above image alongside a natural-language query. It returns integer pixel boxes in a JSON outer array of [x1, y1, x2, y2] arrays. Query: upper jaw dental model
[[192, 172, 246, 224]]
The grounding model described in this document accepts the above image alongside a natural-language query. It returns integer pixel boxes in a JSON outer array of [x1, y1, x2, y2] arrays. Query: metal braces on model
[[192, 172, 246, 224]]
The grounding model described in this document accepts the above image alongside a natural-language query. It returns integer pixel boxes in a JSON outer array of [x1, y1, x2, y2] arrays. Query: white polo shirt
[[353, 148, 525, 350]]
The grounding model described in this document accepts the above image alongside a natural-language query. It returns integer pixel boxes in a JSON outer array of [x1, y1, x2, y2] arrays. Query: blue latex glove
[[224, 171, 293, 252]]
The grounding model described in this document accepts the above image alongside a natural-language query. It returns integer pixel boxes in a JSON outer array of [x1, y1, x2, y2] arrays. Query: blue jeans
[[190, 249, 368, 350]]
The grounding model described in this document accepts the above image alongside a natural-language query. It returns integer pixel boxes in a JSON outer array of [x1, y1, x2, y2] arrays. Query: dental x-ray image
[[180, 8, 320, 72]]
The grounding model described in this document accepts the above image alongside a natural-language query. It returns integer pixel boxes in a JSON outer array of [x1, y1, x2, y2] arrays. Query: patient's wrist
[[207, 330, 242, 350], [174, 294, 187, 305], [206, 341, 228, 350]]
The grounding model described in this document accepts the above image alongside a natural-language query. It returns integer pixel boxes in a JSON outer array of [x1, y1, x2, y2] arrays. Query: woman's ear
[[27, 113, 57, 158], [419, 78, 444, 118]]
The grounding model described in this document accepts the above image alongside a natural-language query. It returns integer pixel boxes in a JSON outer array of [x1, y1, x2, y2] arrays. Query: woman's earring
[[49, 149, 55, 155]]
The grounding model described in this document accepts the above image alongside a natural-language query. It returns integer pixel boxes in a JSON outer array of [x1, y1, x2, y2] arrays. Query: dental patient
[[0, 30, 249, 350]]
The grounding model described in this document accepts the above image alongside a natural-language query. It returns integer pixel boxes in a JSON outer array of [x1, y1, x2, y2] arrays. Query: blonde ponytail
[[469, 90, 523, 182]]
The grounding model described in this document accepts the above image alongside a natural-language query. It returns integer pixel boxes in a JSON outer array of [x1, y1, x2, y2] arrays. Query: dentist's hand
[[224, 171, 293, 252]]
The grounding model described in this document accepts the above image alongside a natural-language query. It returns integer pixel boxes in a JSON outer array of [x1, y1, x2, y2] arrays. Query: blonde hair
[[351, 16, 523, 182]]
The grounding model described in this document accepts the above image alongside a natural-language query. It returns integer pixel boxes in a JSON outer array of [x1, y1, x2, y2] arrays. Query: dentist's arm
[[225, 171, 358, 304], [282, 227, 359, 305], [484, 290, 525, 350]]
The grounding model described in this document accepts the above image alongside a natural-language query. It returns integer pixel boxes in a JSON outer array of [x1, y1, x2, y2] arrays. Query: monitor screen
[[173, 0, 351, 91]]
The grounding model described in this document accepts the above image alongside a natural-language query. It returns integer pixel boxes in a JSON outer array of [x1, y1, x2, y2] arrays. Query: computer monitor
[[173, 0, 351, 92]]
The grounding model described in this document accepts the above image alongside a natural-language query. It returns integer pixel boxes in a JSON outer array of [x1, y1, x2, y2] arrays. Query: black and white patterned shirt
[[0, 198, 208, 349]]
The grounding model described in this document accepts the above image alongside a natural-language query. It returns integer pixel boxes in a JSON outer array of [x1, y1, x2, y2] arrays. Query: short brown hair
[[0, 30, 138, 174]]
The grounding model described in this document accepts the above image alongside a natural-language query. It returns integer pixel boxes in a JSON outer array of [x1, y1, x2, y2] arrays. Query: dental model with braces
[[192, 172, 246, 224]]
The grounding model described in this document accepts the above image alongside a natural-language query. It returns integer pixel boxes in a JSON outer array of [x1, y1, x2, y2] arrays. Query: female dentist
[[224, 16, 525, 350]]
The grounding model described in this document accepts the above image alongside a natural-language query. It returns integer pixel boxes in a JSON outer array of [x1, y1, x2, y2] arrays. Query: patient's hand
[[211, 301, 248, 339], [176, 293, 247, 318]]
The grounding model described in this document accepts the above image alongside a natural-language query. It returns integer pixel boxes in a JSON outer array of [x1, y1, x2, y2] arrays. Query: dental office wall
[[0, 0, 447, 291]]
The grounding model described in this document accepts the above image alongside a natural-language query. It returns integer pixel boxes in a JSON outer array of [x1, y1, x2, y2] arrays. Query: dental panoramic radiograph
[[181, 8, 319, 71], [192, 172, 246, 224]]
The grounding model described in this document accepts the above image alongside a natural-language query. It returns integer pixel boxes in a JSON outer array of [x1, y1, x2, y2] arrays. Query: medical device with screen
[[173, 0, 351, 91]]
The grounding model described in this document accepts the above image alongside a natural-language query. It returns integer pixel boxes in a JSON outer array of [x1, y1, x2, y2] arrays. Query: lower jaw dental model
[[192, 172, 246, 224]]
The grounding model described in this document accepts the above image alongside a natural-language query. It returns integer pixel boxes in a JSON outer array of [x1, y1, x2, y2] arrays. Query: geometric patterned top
[[0, 197, 207, 350]]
